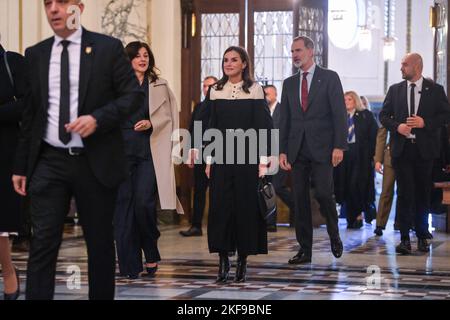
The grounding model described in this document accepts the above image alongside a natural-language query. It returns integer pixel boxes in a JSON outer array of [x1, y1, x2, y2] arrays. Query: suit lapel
[[417, 79, 432, 116], [399, 81, 409, 118], [78, 28, 94, 114], [307, 66, 322, 108], [39, 38, 54, 112]]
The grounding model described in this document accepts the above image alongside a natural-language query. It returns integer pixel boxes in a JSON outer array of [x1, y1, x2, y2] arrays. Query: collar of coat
[[150, 77, 168, 87]]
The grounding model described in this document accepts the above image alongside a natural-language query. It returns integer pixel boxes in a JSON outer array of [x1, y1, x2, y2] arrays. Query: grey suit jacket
[[279, 66, 347, 164]]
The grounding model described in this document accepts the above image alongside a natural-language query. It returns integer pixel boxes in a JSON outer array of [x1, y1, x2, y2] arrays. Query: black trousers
[[191, 163, 209, 228], [292, 141, 340, 257], [26, 145, 117, 300], [115, 155, 160, 277], [393, 140, 433, 239], [340, 144, 364, 225]]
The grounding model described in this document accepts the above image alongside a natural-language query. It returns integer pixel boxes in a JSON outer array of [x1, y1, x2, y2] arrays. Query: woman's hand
[[134, 120, 152, 132], [205, 164, 211, 179]]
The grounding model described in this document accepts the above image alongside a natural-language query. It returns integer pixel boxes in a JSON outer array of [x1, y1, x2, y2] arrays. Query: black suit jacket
[[271, 102, 281, 129], [379, 78, 450, 160], [279, 66, 347, 164], [14, 29, 145, 188]]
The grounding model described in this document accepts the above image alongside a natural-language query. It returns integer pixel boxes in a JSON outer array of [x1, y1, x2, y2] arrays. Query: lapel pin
[[85, 46, 92, 54]]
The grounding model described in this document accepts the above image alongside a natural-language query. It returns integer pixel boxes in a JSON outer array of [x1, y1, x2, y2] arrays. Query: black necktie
[[410, 83, 416, 117], [59, 40, 71, 145]]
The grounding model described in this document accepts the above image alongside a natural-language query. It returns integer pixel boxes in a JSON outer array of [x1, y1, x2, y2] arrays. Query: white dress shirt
[[300, 63, 316, 104], [269, 101, 278, 116], [407, 76, 423, 139], [44, 27, 84, 148]]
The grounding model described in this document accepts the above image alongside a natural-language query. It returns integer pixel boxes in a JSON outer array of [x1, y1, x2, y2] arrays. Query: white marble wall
[[100, 0, 148, 44]]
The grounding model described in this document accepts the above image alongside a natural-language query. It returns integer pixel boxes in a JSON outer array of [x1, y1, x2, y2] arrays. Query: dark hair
[[125, 41, 159, 83], [216, 46, 254, 94], [293, 35, 315, 50], [204, 76, 218, 82]]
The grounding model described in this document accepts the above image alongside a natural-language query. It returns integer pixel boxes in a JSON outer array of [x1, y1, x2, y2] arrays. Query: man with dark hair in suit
[[181, 75, 218, 237], [379, 53, 450, 255], [263, 85, 295, 232], [279, 36, 347, 264], [12, 0, 144, 299]]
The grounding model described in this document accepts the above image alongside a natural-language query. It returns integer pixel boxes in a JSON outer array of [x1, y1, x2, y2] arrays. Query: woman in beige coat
[[149, 78, 184, 215], [115, 42, 183, 280]]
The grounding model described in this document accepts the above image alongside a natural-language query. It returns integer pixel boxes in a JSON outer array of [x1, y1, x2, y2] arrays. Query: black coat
[[207, 91, 273, 255], [189, 100, 210, 151], [13, 29, 145, 188], [334, 109, 378, 206], [0, 45, 26, 231], [379, 78, 450, 160]]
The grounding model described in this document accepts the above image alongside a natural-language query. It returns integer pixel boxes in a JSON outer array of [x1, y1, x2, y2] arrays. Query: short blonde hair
[[344, 91, 365, 111]]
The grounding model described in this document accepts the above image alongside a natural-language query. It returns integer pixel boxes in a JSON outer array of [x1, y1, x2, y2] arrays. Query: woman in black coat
[[204, 46, 273, 283], [334, 91, 378, 229], [0, 44, 26, 299]]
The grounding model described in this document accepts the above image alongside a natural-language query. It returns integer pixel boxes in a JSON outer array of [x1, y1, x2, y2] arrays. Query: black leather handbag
[[257, 177, 277, 221]]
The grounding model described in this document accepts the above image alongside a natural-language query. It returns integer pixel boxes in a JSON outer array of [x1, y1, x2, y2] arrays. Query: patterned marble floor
[[1, 218, 450, 300]]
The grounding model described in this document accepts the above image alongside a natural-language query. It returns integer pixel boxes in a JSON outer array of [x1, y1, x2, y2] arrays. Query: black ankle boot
[[235, 255, 247, 283], [215, 253, 230, 283]]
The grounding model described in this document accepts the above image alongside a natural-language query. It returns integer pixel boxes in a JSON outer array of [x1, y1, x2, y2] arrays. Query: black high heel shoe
[[4, 267, 20, 301], [145, 264, 158, 278], [235, 255, 247, 283], [215, 253, 230, 283]]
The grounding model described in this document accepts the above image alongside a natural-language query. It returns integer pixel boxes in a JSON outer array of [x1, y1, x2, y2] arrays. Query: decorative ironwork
[[254, 11, 293, 96], [298, 7, 325, 66], [200, 13, 240, 96]]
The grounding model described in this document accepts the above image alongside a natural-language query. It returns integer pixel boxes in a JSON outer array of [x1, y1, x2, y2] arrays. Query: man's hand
[[65, 115, 97, 138], [397, 123, 412, 137], [375, 162, 383, 174], [12, 175, 27, 196], [279, 153, 292, 171], [134, 120, 152, 132], [332, 149, 344, 167], [406, 115, 425, 129]]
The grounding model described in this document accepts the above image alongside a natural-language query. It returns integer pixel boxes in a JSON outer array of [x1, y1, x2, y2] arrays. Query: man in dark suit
[[279, 36, 347, 264], [379, 53, 450, 255], [12, 0, 144, 299], [181, 75, 218, 237], [263, 85, 295, 232]]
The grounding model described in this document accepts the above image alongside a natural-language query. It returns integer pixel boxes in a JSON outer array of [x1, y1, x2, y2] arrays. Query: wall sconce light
[[191, 13, 197, 37], [429, 5, 437, 28], [429, 4, 446, 29], [383, 36, 396, 61]]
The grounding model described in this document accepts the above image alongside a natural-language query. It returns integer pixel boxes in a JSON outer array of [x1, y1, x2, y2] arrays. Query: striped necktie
[[347, 113, 355, 143]]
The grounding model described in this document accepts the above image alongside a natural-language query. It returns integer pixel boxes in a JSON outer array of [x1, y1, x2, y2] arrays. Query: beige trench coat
[[149, 78, 184, 214]]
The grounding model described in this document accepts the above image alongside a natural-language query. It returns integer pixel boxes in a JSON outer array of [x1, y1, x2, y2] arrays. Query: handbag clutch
[[257, 177, 277, 221]]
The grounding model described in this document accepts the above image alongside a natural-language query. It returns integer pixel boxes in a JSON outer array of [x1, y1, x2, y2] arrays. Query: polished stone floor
[[2, 218, 450, 300]]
